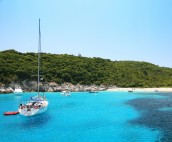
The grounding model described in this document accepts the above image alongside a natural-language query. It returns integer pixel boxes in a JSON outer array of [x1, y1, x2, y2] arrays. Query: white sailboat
[[18, 19, 48, 116], [61, 90, 71, 96]]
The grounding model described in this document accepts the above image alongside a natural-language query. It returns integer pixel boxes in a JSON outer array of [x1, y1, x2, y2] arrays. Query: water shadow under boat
[[18, 111, 51, 129]]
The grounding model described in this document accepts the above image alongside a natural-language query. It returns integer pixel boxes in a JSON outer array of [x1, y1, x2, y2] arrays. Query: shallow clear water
[[0, 91, 172, 142]]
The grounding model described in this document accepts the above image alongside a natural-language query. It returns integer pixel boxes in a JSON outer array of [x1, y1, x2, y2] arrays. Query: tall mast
[[38, 19, 41, 96]]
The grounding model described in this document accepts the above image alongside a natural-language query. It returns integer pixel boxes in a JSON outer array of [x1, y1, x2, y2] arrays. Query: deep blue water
[[0, 91, 172, 142]]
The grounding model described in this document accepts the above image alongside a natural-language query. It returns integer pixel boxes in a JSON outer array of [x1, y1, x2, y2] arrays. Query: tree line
[[0, 49, 172, 87]]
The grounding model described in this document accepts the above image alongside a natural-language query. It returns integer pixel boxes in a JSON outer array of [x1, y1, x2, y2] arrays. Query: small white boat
[[89, 91, 99, 93], [128, 88, 134, 93], [14, 88, 23, 93], [154, 89, 158, 92], [14, 87, 23, 96], [61, 91, 71, 96], [89, 88, 99, 93]]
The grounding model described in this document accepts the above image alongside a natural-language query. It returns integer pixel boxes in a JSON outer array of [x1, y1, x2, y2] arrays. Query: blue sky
[[0, 0, 172, 67]]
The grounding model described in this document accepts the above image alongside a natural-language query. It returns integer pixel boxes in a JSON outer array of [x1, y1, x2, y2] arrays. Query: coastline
[[106, 87, 172, 92]]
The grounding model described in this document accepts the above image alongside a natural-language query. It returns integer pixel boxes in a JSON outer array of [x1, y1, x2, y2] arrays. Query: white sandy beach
[[107, 87, 172, 92]]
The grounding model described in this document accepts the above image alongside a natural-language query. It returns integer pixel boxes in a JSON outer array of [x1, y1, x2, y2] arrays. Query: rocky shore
[[0, 81, 107, 94]]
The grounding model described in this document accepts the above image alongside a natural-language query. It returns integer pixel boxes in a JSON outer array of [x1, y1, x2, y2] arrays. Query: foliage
[[0, 50, 172, 87]]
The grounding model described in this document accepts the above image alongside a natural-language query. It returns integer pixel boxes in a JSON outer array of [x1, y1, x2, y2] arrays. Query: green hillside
[[0, 49, 172, 87]]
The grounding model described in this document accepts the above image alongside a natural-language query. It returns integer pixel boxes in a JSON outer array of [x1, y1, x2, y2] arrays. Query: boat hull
[[3, 111, 19, 116], [18, 101, 48, 116], [14, 88, 23, 93]]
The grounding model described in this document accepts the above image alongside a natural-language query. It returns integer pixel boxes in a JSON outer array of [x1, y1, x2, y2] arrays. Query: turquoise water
[[0, 92, 170, 142]]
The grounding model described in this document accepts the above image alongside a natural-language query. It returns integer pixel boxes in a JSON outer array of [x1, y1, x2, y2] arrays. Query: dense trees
[[0, 49, 172, 87]]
